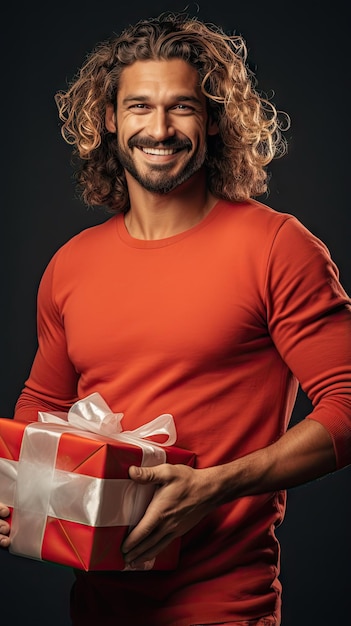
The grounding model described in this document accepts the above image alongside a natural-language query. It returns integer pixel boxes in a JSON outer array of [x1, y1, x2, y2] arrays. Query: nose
[[147, 108, 175, 142]]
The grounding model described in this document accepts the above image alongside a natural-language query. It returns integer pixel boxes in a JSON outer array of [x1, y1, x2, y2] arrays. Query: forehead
[[118, 58, 202, 99]]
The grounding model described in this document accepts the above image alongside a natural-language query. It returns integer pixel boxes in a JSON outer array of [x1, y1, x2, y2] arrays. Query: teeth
[[141, 148, 176, 156]]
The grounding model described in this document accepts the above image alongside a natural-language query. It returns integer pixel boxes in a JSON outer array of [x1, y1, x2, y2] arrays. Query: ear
[[207, 116, 219, 136], [105, 103, 117, 132]]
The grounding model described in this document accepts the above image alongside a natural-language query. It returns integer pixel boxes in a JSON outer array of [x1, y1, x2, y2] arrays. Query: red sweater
[[15, 199, 351, 625]]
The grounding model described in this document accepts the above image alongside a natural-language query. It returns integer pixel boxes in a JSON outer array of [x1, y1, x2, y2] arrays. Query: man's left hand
[[121, 463, 217, 568]]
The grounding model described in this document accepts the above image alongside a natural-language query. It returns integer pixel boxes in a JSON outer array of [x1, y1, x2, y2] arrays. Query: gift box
[[0, 393, 195, 571]]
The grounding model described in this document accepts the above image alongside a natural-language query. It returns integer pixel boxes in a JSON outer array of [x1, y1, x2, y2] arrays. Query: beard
[[116, 135, 207, 194]]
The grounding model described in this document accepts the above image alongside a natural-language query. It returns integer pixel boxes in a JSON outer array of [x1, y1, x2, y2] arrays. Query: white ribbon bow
[[4, 393, 176, 568]]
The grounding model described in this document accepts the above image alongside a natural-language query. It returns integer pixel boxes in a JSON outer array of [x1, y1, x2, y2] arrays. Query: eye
[[129, 103, 150, 112], [171, 104, 194, 114]]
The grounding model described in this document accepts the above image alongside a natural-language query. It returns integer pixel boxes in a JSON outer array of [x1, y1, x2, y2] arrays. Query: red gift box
[[0, 393, 195, 571]]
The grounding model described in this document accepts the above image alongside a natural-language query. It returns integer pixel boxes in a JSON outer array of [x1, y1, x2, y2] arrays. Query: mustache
[[128, 136, 192, 151]]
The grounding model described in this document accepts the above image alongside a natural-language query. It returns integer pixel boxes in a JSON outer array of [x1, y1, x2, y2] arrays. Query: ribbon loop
[[39, 392, 125, 437], [122, 412, 177, 447], [38, 393, 175, 448]]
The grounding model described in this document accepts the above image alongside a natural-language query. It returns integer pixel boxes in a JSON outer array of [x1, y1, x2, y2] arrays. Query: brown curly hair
[[55, 12, 289, 213]]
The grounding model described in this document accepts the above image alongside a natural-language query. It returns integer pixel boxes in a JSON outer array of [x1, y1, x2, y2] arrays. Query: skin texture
[[111, 60, 214, 195], [0, 59, 338, 561], [105, 59, 219, 240]]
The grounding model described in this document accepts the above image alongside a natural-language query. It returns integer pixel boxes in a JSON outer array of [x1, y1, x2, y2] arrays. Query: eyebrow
[[121, 94, 203, 106]]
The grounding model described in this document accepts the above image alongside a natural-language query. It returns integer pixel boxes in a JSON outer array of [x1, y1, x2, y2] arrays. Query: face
[[105, 59, 218, 194]]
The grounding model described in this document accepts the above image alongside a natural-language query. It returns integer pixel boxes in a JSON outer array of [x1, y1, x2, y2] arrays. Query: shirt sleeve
[[265, 216, 351, 468], [14, 251, 79, 422]]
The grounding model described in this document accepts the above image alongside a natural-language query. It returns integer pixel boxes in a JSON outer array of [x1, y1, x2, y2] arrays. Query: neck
[[124, 170, 217, 240]]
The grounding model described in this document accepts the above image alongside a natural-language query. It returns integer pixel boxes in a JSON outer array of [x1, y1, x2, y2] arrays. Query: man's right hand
[[0, 504, 10, 547]]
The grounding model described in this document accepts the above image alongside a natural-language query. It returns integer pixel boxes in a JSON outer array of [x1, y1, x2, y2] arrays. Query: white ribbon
[[6, 393, 176, 565]]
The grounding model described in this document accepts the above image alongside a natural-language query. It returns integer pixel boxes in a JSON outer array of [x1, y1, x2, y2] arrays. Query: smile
[[140, 147, 179, 156]]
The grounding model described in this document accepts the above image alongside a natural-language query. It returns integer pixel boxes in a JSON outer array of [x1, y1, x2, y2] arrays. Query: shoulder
[[220, 196, 290, 220], [57, 215, 118, 254], [215, 198, 294, 236], [48, 215, 118, 266], [213, 199, 348, 290], [210, 198, 298, 261], [38, 215, 119, 293], [216, 198, 333, 251]]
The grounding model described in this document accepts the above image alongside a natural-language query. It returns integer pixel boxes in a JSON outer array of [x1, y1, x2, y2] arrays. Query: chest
[[58, 237, 269, 371]]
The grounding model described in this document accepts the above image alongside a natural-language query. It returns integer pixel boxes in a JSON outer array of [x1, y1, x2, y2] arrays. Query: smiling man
[[111, 59, 217, 193], [1, 12, 350, 626], [106, 58, 219, 236]]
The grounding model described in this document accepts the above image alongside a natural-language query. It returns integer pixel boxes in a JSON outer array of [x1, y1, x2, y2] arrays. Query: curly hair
[[55, 12, 289, 212]]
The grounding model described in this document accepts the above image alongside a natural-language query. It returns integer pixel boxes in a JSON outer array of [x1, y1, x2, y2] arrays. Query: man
[[1, 12, 350, 626]]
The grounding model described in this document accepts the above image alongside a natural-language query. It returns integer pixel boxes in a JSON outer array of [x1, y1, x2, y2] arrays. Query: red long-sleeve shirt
[[14, 199, 351, 625]]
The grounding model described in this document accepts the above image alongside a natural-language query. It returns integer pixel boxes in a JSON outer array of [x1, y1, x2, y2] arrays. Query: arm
[[122, 219, 351, 566], [121, 417, 339, 567], [14, 251, 79, 422], [211, 416, 337, 499], [1, 252, 78, 546], [0, 410, 338, 555]]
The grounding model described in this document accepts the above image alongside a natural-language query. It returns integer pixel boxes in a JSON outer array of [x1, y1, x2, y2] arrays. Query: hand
[[121, 463, 218, 568], [0, 504, 10, 548]]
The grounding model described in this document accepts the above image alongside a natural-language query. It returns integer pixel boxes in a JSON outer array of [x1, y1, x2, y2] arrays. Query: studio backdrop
[[1, 2, 350, 625]]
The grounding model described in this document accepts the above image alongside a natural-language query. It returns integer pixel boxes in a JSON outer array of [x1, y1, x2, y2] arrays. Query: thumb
[[128, 465, 157, 483]]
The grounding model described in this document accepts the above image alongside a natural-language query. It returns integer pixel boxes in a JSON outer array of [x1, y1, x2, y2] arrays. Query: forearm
[[122, 418, 339, 565], [207, 418, 338, 507]]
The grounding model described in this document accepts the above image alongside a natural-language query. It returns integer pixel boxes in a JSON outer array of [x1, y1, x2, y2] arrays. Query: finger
[[128, 465, 158, 483], [122, 503, 161, 554], [0, 505, 10, 518], [128, 463, 175, 485], [122, 486, 179, 560], [0, 535, 11, 548], [123, 532, 174, 568], [0, 516, 10, 548], [0, 520, 10, 534]]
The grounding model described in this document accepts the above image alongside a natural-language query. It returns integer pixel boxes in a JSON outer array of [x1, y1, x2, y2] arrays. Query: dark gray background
[[1, 1, 350, 624]]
